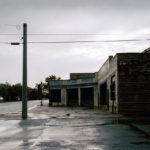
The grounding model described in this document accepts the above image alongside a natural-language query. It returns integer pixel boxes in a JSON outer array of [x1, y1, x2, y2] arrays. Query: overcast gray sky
[[0, 0, 150, 87]]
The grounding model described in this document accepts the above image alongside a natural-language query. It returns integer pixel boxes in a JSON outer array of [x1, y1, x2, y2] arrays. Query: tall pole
[[40, 82, 43, 106], [22, 23, 27, 119]]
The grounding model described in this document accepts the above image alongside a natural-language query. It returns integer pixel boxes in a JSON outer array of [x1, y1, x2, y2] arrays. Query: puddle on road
[[131, 141, 150, 145], [115, 119, 150, 140], [0, 140, 22, 150], [43, 117, 150, 142]]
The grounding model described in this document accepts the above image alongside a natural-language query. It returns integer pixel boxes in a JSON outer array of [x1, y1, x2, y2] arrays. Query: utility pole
[[22, 23, 27, 119]]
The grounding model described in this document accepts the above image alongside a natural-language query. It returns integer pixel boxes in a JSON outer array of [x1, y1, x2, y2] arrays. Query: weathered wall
[[109, 55, 118, 113], [49, 78, 97, 107], [70, 73, 95, 80], [49, 78, 96, 89], [61, 89, 67, 105], [117, 53, 150, 115], [94, 85, 98, 107], [97, 56, 118, 112], [97, 58, 108, 109], [97, 57, 112, 84]]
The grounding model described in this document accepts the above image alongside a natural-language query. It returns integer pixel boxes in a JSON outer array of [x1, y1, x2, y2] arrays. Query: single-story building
[[97, 52, 150, 114], [49, 73, 98, 108], [49, 51, 150, 115]]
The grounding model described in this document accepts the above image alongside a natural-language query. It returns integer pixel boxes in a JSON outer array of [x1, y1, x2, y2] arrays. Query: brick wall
[[117, 53, 150, 115]]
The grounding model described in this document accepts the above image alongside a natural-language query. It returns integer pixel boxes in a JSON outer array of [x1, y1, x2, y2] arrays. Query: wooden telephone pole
[[22, 23, 28, 119]]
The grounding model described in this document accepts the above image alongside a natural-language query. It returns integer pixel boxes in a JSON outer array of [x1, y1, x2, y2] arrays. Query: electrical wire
[[0, 33, 150, 36], [0, 24, 22, 31], [0, 34, 21, 36], [0, 42, 10, 44], [26, 39, 150, 43], [0, 38, 150, 45]]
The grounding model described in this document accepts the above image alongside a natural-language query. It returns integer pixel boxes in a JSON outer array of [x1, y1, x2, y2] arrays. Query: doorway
[[81, 87, 94, 107], [67, 88, 78, 106], [50, 89, 61, 102], [100, 82, 108, 105]]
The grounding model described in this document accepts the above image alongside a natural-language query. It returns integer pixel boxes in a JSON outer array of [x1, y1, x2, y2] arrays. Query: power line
[[0, 38, 150, 45], [26, 39, 150, 43], [0, 33, 150, 36], [0, 42, 10, 44], [0, 24, 22, 31], [0, 34, 22, 36], [23, 33, 150, 36]]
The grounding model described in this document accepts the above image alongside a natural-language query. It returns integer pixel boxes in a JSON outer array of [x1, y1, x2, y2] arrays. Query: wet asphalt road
[[0, 100, 43, 114], [0, 102, 150, 150]]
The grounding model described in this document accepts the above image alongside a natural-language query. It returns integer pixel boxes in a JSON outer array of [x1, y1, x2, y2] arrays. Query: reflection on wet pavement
[[0, 106, 150, 150]]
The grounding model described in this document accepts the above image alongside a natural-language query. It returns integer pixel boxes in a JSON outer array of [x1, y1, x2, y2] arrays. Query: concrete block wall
[[117, 53, 150, 115], [94, 85, 98, 107], [97, 56, 118, 113], [61, 89, 67, 105], [70, 73, 95, 80], [97, 53, 150, 114], [109, 55, 118, 113]]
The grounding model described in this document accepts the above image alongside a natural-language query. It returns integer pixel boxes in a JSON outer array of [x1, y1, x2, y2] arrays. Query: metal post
[[41, 82, 43, 106], [22, 23, 27, 119], [48, 83, 51, 107]]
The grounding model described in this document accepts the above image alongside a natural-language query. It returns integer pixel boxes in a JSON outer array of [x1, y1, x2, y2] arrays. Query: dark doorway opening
[[50, 89, 61, 102], [67, 88, 78, 106], [100, 82, 108, 105], [81, 87, 94, 107]]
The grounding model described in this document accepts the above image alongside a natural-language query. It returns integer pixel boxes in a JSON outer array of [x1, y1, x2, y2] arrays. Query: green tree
[[42, 75, 61, 99], [0, 82, 40, 102], [28, 87, 38, 100], [0, 83, 12, 101], [47, 75, 61, 105], [44, 74, 61, 90], [45, 75, 61, 83], [12, 83, 22, 101]]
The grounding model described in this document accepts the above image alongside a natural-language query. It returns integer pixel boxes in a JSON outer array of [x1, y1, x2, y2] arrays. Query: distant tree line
[[0, 75, 61, 102], [0, 82, 39, 102]]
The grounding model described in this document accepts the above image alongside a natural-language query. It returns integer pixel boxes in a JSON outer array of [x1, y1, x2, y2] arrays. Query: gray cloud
[[0, 0, 150, 87]]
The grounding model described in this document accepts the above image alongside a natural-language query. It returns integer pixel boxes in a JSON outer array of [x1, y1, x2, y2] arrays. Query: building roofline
[[70, 72, 96, 74], [97, 56, 113, 72], [49, 77, 95, 82]]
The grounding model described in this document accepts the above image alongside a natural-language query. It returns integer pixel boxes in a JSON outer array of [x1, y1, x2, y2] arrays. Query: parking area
[[0, 101, 150, 150]]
